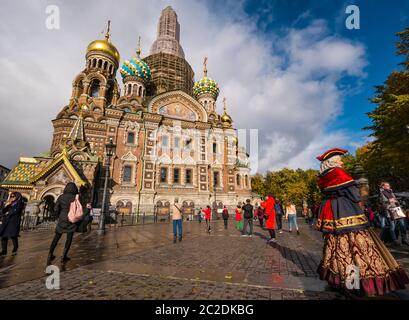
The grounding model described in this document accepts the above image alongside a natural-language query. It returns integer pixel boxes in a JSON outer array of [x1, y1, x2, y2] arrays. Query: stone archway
[[41, 194, 56, 221], [182, 201, 195, 219], [212, 201, 223, 219], [156, 200, 170, 222]]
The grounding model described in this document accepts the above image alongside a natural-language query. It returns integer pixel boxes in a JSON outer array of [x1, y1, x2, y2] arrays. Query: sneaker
[[268, 238, 278, 243], [241, 234, 247, 237], [0, 251, 7, 256], [249, 235, 253, 238], [289, 230, 292, 233], [279, 230, 283, 234], [179, 237, 183, 242], [297, 230, 300, 235]]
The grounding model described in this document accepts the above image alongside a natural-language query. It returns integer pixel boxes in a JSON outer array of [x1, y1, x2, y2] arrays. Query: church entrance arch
[[212, 201, 223, 219], [41, 194, 56, 221], [155, 200, 170, 222], [182, 201, 194, 218]]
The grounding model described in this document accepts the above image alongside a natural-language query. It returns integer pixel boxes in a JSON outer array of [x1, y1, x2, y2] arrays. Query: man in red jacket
[[261, 194, 277, 243]]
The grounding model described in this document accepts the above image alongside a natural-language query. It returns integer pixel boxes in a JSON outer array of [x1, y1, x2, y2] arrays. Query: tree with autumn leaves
[[353, 27, 409, 192], [251, 169, 322, 206]]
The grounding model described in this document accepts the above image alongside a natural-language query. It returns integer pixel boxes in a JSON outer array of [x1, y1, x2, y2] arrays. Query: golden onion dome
[[221, 112, 233, 125], [86, 21, 120, 64], [221, 97, 233, 127]]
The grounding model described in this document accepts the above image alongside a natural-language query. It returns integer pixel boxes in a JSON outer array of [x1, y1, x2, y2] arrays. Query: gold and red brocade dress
[[316, 167, 409, 296]]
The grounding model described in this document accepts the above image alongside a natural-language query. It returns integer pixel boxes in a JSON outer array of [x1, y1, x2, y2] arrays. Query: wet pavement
[[0, 219, 408, 300]]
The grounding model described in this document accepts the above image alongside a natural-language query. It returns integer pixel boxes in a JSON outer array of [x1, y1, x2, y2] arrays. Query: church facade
[[1, 7, 252, 217]]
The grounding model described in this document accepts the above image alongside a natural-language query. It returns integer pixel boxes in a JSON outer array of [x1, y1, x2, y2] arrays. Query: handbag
[[68, 194, 84, 223], [391, 206, 406, 220]]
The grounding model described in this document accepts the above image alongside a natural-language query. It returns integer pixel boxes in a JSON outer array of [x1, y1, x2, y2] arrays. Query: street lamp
[[98, 138, 116, 235]]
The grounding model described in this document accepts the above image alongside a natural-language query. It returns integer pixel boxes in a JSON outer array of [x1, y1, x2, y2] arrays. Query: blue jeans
[[173, 219, 182, 238], [276, 213, 282, 230], [380, 216, 407, 242], [288, 214, 298, 231]]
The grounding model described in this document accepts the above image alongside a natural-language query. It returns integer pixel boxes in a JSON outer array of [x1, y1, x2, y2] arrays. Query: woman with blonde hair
[[285, 201, 299, 235]]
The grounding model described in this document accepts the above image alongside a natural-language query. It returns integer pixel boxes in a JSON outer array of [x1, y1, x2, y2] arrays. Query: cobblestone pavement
[[0, 218, 408, 300]]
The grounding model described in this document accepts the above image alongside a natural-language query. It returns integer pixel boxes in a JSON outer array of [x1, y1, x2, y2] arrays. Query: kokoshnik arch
[[1, 6, 252, 216]]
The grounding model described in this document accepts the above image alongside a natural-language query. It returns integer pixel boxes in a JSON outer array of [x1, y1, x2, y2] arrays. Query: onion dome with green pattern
[[120, 57, 151, 82], [193, 57, 220, 100], [120, 43, 151, 82]]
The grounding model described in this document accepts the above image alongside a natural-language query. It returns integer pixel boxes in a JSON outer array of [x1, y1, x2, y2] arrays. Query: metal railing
[[19, 205, 242, 231]]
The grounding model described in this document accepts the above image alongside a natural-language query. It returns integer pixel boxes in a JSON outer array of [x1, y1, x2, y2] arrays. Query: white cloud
[[0, 0, 368, 174]]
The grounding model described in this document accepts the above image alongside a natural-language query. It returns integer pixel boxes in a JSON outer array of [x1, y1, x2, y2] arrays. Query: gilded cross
[[105, 20, 111, 40], [203, 57, 208, 77]]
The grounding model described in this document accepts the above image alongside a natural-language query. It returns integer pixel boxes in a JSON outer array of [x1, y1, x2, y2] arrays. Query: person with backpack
[[235, 205, 243, 231], [241, 199, 254, 237], [0, 192, 25, 256], [222, 206, 229, 229], [171, 198, 183, 243], [203, 205, 212, 233], [47, 182, 83, 264]]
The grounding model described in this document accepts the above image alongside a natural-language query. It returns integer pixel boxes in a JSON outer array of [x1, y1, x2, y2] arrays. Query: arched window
[[245, 175, 248, 187], [123, 165, 132, 183], [98, 59, 102, 68], [103, 61, 108, 70], [108, 64, 113, 74], [236, 174, 241, 186], [127, 84, 132, 95], [90, 80, 100, 97], [127, 132, 135, 144], [92, 59, 97, 68], [138, 86, 142, 96], [87, 60, 91, 69]]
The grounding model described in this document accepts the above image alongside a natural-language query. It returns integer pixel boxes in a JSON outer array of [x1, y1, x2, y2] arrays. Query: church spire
[[149, 6, 185, 58], [68, 105, 87, 142]]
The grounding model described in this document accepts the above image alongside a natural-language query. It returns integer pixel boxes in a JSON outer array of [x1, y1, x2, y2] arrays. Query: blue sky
[[242, 0, 409, 139], [0, 0, 408, 172]]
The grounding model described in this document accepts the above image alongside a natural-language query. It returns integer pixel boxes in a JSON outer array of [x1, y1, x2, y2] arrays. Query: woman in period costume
[[315, 148, 409, 297]]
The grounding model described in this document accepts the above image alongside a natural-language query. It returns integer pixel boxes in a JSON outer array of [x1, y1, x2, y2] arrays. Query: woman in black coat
[[0, 192, 24, 255], [47, 182, 79, 264]]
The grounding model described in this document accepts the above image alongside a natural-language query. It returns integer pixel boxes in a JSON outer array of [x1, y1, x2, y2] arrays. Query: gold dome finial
[[203, 56, 208, 77], [221, 97, 233, 126], [136, 36, 141, 58], [86, 20, 120, 64], [105, 20, 111, 41]]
